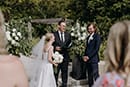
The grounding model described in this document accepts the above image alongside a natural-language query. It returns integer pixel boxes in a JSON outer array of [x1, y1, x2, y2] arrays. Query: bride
[[29, 33, 57, 87]]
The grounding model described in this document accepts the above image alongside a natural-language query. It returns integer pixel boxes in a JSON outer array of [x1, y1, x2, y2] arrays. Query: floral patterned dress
[[93, 72, 124, 87]]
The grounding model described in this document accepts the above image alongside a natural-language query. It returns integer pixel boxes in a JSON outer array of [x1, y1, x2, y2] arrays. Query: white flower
[[81, 26, 86, 31], [76, 22, 80, 29], [5, 23, 9, 26], [17, 32, 22, 37], [77, 32, 80, 36], [71, 27, 75, 31], [78, 37, 82, 41], [83, 32, 87, 37], [71, 32, 75, 36], [12, 32, 16, 37], [6, 31, 10, 34], [53, 51, 64, 63], [11, 40, 16, 45], [7, 35, 12, 41], [81, 36, 86, 40], [12, 28, 16, 32], [15, 36, 19, 40]]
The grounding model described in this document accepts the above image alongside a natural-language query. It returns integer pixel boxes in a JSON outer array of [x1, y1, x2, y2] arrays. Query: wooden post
[[28, 22, 32, 40]]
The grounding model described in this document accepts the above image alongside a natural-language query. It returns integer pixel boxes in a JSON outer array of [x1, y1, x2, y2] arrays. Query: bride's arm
[[48, 46, 58, 66]]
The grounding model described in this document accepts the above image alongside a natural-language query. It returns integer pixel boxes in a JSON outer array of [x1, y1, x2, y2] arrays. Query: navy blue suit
[[84, 33, 101, 87], [53, 31, 71, 87]]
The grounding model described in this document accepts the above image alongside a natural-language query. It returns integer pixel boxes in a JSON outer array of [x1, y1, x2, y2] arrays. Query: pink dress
[[93, 72, 124, 87]]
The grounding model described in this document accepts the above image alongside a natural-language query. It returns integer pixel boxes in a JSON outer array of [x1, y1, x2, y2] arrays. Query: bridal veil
[[30, 36, 45, 87]]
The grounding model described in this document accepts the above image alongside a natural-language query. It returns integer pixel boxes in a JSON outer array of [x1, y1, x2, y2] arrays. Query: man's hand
[[83, 56, 89, 62]]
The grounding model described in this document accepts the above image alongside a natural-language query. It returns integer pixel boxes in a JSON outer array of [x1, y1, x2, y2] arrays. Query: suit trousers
[[54, 60, 69, 87], [86, 62, 99, 87]]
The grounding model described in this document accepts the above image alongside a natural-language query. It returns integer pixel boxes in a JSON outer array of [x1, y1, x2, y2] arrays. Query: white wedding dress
[[38, 47, 57, 87], [20, 36, 56, 87]]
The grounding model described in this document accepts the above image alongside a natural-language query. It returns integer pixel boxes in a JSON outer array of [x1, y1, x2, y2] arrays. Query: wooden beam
[[30, 18, 73, 24]]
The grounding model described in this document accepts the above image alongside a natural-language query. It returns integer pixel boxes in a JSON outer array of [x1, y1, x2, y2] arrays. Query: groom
[[83, 23, 101, 87], [53, 19, 71, 87]]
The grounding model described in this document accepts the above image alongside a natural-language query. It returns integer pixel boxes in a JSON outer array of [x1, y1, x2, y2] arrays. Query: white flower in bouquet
[[53, 51, 64, 64]]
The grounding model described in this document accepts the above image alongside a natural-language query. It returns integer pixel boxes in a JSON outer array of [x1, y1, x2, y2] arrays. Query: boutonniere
[[89, 36, 93, 40]]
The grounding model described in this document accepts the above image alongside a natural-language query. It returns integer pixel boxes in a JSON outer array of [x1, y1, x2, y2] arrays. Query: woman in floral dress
[[93, 21, 130, 87]]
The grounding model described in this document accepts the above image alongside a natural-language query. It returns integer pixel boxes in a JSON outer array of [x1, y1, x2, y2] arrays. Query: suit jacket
[[84, 33, 101, 63], [53, 31, 71, 61]]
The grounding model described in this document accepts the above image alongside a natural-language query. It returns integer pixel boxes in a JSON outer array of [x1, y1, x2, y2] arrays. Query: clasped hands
[[83, 56, 89, 62]]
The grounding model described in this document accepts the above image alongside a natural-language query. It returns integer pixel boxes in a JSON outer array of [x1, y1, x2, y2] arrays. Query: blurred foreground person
[[0, 10, 29, 87], [93, 20, 130, 87]]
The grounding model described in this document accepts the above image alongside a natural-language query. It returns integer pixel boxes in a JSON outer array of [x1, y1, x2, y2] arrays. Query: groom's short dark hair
[[58, 18, 65, 25]]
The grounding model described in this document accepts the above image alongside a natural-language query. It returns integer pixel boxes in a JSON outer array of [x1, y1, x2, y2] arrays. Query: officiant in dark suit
[[53, 19, 71, 87], [83, 23, 101, 87]]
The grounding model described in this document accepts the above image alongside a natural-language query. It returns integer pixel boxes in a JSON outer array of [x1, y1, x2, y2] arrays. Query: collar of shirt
[[89, 33, 94, 37]]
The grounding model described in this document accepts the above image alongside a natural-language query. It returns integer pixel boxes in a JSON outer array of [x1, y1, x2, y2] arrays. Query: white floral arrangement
[[70, 20, 88, 55], [53, 51, 64, 64], [71, 21, 87, 41], [5, 22, 22, 46], [6, 27, 22, 46]]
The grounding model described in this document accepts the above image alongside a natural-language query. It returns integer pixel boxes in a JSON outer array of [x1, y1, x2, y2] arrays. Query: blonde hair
[[104, 20, 130, 86], [0, 10, 8, 54], [44, 33, 53, 44]]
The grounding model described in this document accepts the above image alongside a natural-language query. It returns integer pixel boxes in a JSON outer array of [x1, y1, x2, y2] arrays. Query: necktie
[[61, 32, 64, 42]]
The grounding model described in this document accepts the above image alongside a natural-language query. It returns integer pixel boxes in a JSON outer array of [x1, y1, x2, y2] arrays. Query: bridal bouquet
[[52, 51, 64, 73], [53, 51, 64, 64]]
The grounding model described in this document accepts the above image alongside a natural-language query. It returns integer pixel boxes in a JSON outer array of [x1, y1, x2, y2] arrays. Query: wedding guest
[[93, 20, 130, 87], [53, 19, 72, 87], [83, 22, 101, 87], [0, 10, 29, 87]]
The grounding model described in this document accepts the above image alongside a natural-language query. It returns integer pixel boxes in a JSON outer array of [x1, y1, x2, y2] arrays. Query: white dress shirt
[[58, 31, 65, 42]]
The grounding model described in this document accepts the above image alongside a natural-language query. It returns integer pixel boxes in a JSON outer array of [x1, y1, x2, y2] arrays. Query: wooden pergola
[[28, 18, 73, 39]]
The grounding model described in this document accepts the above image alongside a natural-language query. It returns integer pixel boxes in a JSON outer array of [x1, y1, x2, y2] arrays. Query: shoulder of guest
[[9, 55, 23, 66]]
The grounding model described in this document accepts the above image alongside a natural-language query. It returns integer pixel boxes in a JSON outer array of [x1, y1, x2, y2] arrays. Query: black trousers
[[54, 60, 69, 87], [86, 62, 99, 87]]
